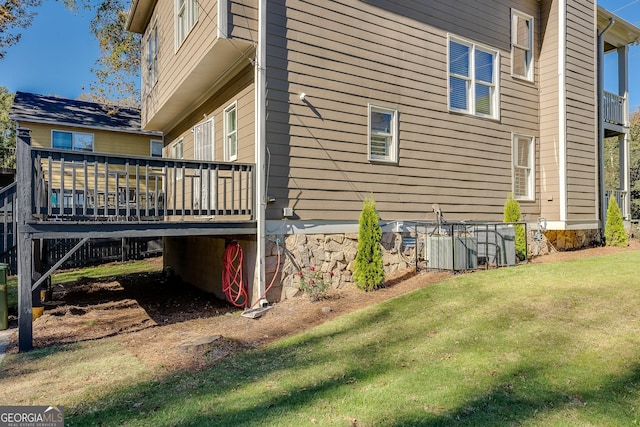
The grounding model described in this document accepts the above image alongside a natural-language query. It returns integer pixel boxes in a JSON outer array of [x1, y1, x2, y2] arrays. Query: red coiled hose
[[222, 242, 249, 308]]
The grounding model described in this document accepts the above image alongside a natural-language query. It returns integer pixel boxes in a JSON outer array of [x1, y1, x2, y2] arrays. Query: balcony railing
[[605, 189, 628, 220], [26, 147, 254, 222], [603, 91, 626, 126]]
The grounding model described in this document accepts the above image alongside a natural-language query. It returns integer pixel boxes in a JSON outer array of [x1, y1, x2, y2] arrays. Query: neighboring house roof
[[9, 91, 162, 137]]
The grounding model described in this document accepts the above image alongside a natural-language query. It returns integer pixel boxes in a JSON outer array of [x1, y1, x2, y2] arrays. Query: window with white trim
[[448, 35, 499, 119], [368, 104, 398, 163], [175, 0, 198, 48], [513, 134, 534, 200], [194, 119, 214, 161], [172, 139, 184, 180], [52, 130, 94, 152], [511, 10, 534, 81], [150, 140, 163, 157], [224, 103, 237, 161], [146, 22, 159, 92]]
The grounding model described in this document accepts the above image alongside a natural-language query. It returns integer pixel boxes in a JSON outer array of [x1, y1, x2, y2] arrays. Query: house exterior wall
[[564, 0, 598, 222], [264, 0, 543, 224], [21, 122, 158, 157], [130, 0, 611, 304], [140, 0, 257, 130], [539, 0, 561, 221], [164, 65, 255, 163]]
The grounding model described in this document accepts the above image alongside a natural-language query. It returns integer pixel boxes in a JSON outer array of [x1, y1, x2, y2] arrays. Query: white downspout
[[598, 18, 615, 233], [558, 0, 567, 224], [254, 0, 267, 305]]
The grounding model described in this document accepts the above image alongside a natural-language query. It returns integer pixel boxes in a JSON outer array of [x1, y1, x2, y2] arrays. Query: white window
[[146, 22, 159, 92], [52, 130, 94, 152], [448, 35, 499, 119], [150, 140, 163, 157], [172, 139, 184, 180], [513, 134, 535, 200], [194, 120, 214, 211], [194, 119, 214, 161], [511, 10, 534, 81], [368, 104, 398, 163], [224, 102, 237, 161], [175, 0, 198, 48]]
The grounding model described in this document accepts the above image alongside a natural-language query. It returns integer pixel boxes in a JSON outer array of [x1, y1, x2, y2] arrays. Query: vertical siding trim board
[[558, 0, 567, 222], [254, 0, 267, 305], [218, 0, 228, 39]]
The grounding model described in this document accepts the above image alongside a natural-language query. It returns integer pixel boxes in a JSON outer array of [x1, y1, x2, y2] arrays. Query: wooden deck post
[[16, 128, 34, 352]]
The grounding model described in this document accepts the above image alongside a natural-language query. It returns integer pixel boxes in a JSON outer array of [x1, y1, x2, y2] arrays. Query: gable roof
[[9, 92, 161, 137]]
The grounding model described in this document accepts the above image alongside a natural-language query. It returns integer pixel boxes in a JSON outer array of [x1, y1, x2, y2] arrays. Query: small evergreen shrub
[[605, 197, 628, 247], [354, 197, 384, 291], [504, 193, 527, 261]]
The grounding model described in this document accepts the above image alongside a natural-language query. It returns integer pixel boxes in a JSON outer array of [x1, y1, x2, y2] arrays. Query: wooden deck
[[14, 128, 257, 351]]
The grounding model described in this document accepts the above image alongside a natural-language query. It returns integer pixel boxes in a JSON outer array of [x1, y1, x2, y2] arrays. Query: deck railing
[[27, 147, 254, 222], [605, 189, 627, 220], [0, 182, 17, 271], [603, 91, 627, 126]]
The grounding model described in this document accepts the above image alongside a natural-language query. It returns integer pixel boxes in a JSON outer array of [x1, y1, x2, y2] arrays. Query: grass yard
[[3, 251, 640, 426]]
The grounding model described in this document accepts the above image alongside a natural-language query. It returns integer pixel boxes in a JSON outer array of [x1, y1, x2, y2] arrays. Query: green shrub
[[354, 197, 384, 291], [605, 197, 628, 247], [504, 194, 527, 261]]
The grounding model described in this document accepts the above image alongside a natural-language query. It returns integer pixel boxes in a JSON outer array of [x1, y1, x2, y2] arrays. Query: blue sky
[[0, 1, 99, 99], [0, 1, 638, 110]]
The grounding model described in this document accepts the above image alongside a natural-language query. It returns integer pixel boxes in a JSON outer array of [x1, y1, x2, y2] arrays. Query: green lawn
[[4, 251, 640, 426]]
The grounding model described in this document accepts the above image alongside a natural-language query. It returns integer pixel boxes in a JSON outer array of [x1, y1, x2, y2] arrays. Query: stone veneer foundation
[[264, 228, 603, 302], [264, 232, 412, 301]]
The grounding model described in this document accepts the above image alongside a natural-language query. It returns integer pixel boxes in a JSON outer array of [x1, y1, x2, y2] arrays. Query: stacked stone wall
[[264, 232, 411, 301]]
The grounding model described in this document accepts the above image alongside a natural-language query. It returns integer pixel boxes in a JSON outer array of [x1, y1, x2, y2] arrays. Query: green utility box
[[0, 263, 8, 331]]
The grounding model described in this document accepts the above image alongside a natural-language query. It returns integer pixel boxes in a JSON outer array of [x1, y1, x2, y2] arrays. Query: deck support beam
[[16, 128, 33, 352]]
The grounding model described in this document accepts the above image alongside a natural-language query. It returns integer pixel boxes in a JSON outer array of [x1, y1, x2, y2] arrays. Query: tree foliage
[[354, 197, 384, 292], [629, 109, 640, 219], [605, 196, 628, 247], [1, 0, 140, 109], [0, 0, 41, 60], [503, 193, 527, 261], [0, 87, 15, 168], [70, 0, 140, 109]]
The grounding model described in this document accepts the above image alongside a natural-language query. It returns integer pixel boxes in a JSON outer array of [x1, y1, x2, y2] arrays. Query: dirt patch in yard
[[5, 240, 640, 372]]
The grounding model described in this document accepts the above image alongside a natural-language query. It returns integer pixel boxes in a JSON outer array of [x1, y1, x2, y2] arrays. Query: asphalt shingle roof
[[9, 92, 160, 136]]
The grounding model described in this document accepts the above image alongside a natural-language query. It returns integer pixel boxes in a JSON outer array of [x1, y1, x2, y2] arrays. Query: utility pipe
[[254, 0, 268, 306]]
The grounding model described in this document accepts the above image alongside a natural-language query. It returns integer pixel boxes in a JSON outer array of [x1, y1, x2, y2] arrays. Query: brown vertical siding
[[538, 0, 561, 221], [265, 0, 542, 222], [565, 0, 597, 221]]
